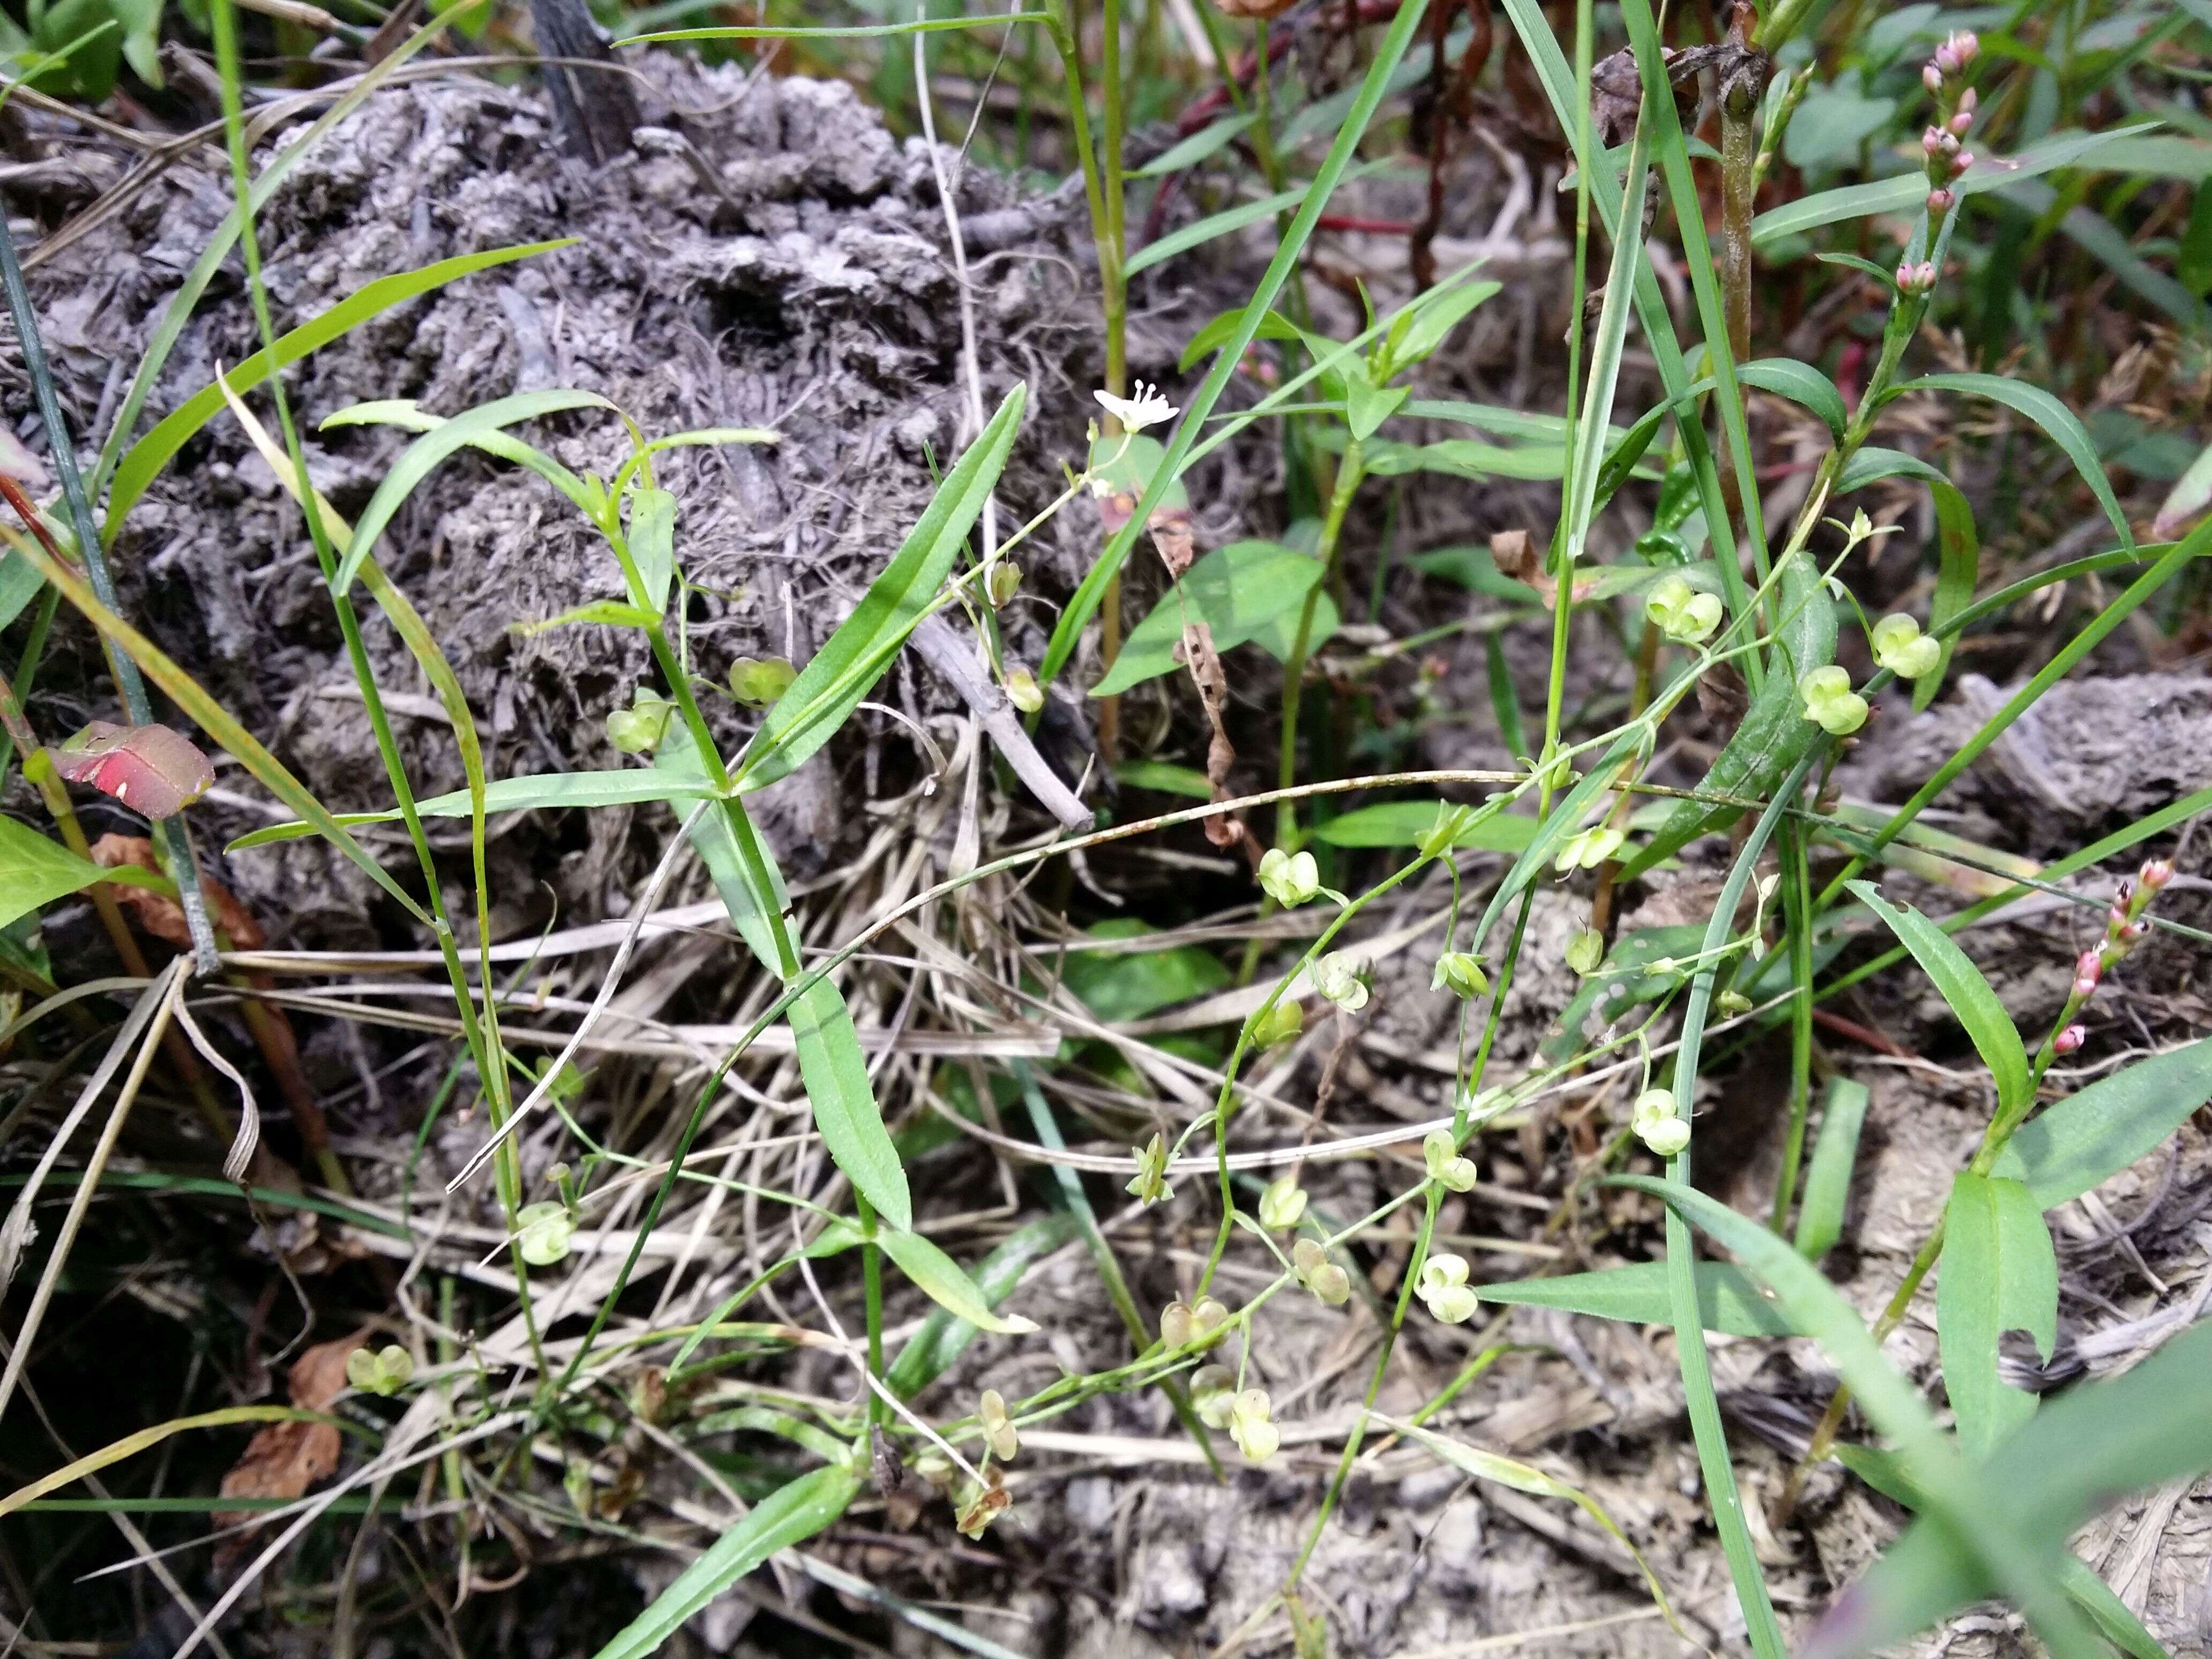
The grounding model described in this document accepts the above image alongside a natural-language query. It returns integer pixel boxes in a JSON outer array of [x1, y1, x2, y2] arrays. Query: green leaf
[[886, 1215, 1078, 1398], [1342, 371, 1408, 443], [510, 601, 662, 634], [588, 1463, 861, 1659], [1474, 1260, 1804, 1336], [101, 242, 569, 542], [0, 816, 115, 928], [1364, 437, 1568, 482], [740, 385, 1024, 789], [1992, 1036, 2212, 1208], [1938, 1173, 2057, 1459], [0, 549, 41, 633], [1830, 1446, 2173, 1659], [1176, 304, 1303, 374], [333, 390, 617, 591], [224, 767, 714, 850], [1133, 110, 1261, 178], [629, 488, 678, 613], [1893, 371, 2134, 552], [1090, 540, 1323, 697], [1057, 921, 1230, 1023], [1751, 123, 2157, 247], [1810, 1318, 2212, 1659], [1847, 883, 2030, 1117], [1620, 1173, 2103, 1658], [1795, 1077, 1870, 1262], [661, 723, 910, 1229], [1739, 358, 1849, 442], [1311, 800, 1538, 853], [876, 1227, 1039, 1335], [1378, 275, 1502, 375]]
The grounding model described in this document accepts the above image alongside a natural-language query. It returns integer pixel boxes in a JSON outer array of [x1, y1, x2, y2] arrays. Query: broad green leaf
[[1938, 1173, 2057, 1459], [1090, 541, 1322, 698], [1312, 800, 1537, 853], [1739, 358, 1848, 441], [225, 767, 713, 850], [101, 241, 569, 541], [1112, 759, 1211, 798], [739, 385, 1024, 789], [1342, 371, 1408, 443], [1848, 883, 2030, 1116], [1410, 544, 1541, 602], [1249, 586, 1338, 663], [1811, 1318, 2212, 1659], [0, 550, 42, 632], [1751, 124, 2156, 247], [1057, 921, 1229, 1023], [629, 488, 678, 613], [1795, 1077, 1870, 1262], [1992, 1036, 2212, 1208], [1474, 1260, 1803, 1336], [0, 817, 115, 928], [876, 1227, 1038, 1335], [887, 1214, 1078, 1398], [588, 1462, 861, 1659], [1894, 372, 2134, 552], [333, 390, 618, 591], [1782, 82, 1896, 168], [1133, 110, 1261, 178]]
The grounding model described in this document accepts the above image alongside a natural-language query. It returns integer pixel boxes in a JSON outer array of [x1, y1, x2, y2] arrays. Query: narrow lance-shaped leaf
[[876, 1227, 1040, 1337], [1795, 1077, 1870, 1262], [0, 816, 118, 929], [1847, 883, 2030, 1116], [1993, 1035, 2212, 1208], [738, 384, 1025, 791]]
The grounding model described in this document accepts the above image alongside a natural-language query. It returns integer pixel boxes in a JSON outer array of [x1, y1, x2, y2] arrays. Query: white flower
[[1259, 847, 1321, 909], [1228, 1388, 1281, 1462], [1095, 380, 1179, 434], [1632, 1087, 1691, 1157], [1313, 952, 1370, 1013], [1417, 1253, 1479, 1323]]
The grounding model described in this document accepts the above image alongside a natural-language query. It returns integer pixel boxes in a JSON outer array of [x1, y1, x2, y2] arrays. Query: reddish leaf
[[48, 721, 215, 818]]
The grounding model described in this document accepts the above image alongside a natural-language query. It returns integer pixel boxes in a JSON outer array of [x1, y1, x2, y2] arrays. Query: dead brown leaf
[[90, 834, 266, 950], [1176, 621, 1258, 866], [214, 1332, 361, 1530]]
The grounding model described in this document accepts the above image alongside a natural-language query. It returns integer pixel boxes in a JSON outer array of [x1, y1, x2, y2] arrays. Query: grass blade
[[588, 1463, 862, 1659], [1794, 1078, 1870, 1262]]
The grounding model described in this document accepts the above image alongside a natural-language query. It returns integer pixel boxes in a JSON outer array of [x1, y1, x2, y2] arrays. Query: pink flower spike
[[2140, 858, 2174, 891], [2121, 919, 2147, 945], [1950, 152, 1974, 178], [2054, 1024, 2086, 1056], [2075, 949, 2102, 989], [1949, 107, 1975, 137], [1957, 86, 1978, 118], [1923, 125, 1948, 156]]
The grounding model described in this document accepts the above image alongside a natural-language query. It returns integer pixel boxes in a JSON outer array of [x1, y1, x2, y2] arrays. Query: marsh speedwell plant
[[3, 0, 2211, 1656]]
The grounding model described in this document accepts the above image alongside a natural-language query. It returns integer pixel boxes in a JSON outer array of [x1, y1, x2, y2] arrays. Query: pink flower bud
[[2074, 950, 2102, 993], [2120, 919, 2147, 945], [1924, 125, 1948, 157], [2054, 1024, 2086, 1056], [1949, 107, 1975, 137], [1927, 188, 1955, 215], [1951, 29, 1979, 65], [1956, 86, 1978, 118], [1949, 151, 1974, 178], [1924, 62, 1945, 96], [2140, 858, 2174, 891], [1934, 44, 1959, 76]]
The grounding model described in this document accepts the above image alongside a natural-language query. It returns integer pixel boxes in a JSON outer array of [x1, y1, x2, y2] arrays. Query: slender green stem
[[1769, 824, 1817, 1231], [1275, 439, 1364, 847]]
